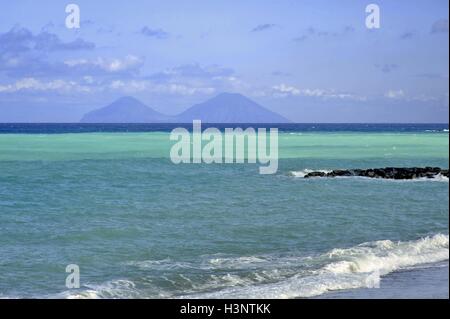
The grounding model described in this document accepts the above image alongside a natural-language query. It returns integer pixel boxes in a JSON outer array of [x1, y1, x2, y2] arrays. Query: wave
[[62, 233, 449, 299], [61, 280, 141, 299], [182, 234, 449, 299], [289, 169, 332, 178], [425, 129, 449, 133], [415, 173, 449, 182]]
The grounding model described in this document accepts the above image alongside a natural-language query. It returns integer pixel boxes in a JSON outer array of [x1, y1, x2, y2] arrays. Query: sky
[[0, 0, 448, 122]]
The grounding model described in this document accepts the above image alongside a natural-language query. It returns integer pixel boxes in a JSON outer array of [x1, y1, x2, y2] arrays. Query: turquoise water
[[0, 129, 448, 298]]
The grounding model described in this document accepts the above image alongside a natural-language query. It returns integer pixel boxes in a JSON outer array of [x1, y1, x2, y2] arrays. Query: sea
[[0, 123, 448, 299]]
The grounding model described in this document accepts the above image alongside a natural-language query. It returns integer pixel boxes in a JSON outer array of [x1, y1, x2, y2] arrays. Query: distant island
[[80, 96, 171, 123], [80, 93, 291, 123]]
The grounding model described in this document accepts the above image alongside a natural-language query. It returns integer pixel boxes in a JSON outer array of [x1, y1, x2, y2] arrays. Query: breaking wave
[[289, 169, 332, 178], [183, 234, 448, 299], [60, 234, 448, 299]]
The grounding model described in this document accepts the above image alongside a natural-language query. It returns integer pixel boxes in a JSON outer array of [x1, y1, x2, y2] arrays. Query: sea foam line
[[57, 234, 449, 299], [182, 234, 449, 299], [289, 169, 332, 178]]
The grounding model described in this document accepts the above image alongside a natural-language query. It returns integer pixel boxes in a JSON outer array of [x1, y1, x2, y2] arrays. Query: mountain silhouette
[[80, 93, 290, 123], [176, 93, 290, 123], [80, 96, 171, 123]]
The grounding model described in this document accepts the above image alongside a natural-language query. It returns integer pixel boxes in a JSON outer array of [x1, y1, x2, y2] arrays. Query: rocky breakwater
[[304, 167, 449, 179]]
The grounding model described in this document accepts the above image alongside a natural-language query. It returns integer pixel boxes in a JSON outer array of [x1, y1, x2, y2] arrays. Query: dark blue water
[[0, 123, 448, 134]]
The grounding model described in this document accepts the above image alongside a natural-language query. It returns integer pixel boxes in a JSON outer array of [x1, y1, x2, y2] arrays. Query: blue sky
[[0, 0, 448, 122]]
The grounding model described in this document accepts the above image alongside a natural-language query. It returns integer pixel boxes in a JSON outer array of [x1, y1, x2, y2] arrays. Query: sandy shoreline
[[314, 261, 449, 299]]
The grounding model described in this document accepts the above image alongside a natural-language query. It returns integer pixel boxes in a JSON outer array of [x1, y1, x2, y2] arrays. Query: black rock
[[304, 171, 327, 178], [302, 167, 447, 180], [326, 170, 353, 177]]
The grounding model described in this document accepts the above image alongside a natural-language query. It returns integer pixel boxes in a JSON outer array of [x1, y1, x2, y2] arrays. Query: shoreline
[[314, 261, 449, 299]]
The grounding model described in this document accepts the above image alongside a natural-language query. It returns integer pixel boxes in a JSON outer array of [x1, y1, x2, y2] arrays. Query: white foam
[[58, 234, 448, 299], [63, 279, 141, 299], [126, 258, 196, 270], [183, 234, 449, 299], [419, 173, 449, 182], [290, 169, 332, 178], [324, 234, 449, 275], [208, 256, 268, 269]]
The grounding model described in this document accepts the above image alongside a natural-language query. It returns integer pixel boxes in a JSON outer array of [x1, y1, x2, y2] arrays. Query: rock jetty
[[304, 167, 449, 179]]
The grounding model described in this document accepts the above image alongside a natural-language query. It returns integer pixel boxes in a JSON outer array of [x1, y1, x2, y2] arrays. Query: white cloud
[[162, 84, 215, 95], [271, 84, 366, 100], [385, 89, 405, 99], [0, 78, 91, 93], [301, 88, 326, 97], [0, 77, 215, 96], [410, 94, 438, 102], [272, 84, 301, 96], [64, 55, 144, 73], [108, 79, 215, 95]]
